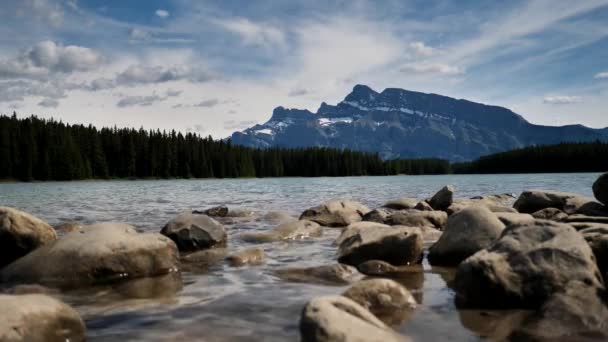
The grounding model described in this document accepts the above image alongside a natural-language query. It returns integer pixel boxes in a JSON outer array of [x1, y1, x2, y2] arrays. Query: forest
[[0, 114, 450, 181]]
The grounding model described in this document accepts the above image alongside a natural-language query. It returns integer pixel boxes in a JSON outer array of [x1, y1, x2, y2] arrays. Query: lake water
[[0, 173, 601, 341]]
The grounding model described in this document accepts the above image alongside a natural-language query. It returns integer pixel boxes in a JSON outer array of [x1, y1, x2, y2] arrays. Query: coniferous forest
[[0, 114, 450, 181]]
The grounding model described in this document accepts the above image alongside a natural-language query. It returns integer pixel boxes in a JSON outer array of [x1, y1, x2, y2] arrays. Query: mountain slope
[[230, 85, 608, 161]]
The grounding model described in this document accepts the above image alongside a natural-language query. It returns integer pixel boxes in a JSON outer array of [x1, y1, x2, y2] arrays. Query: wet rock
[[0, 223, 179, 288], [343, 278, 417, 326], [0, 294, 85, 342], [180, 248, 227, 271], [193, 205, 229, 217], [494, 212, 535, 226], [356, 260, 421, 278], [0, 207, 57, 269], [226, 208, 256, 218], [53, 222, 82, 235], [338, 226, 423, 267], [594, 173, 608, 206], [334, 221, 391, 247], [511, 281, 608, 340], [361, 207, 394, 224], [300, 200, 370, 227], [531, 208, 568, 221], [513, 190, 590, 214], [260, 211, 295, 224], [299, 295, 406, 342], [581, 226, 608, 278], [385, 210, 447, 230], [428, 185, 455, 211], [161, 211, 227, 252], [428, 206, 505, 267], [453, 220, 603, 309], [226, 247, 265, 267], [239, 220, 321, 243], [414, 201, 433, 211], [110, 272, 183, 299], [458, 310, 529, 342], [274, 264, 361, 285], [383, 197, 418, 210]]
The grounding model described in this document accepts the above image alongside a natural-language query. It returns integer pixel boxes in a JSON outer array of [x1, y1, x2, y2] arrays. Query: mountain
[[230, 85, 608, 161]]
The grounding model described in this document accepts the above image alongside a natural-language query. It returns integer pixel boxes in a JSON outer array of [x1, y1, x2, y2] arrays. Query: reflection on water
[[0, 173, 600, 341]]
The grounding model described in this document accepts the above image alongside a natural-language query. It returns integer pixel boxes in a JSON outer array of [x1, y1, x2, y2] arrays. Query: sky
[[1, 0, 607, 137]]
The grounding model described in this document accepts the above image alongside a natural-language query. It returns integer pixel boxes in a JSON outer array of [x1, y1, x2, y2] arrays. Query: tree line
[[0, 114, 450, 181]]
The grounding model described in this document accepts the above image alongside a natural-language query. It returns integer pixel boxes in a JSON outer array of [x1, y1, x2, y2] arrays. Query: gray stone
[[0, 207, 57, 269], [593, 172, 608, 206], [383, 197, 418, 210], [361, 208, 394, 224], [414, 201, 433, 211], [300, 200, 370, 227], [338, 226, 423, 266], [274, 264, 361, 285], [226, 247, 265, 267], [0, 294, 86, 342], [531, 208, 568, 221], [1, 223, 180, 288], [161, 211, 227, 252], [428, 206, 505, 267], [356, 260, 420, 277], [386, 210, 447, 230], [193, 205, 229, 217], [428, 185, 455, 211], [453, 220, 603, 309], [334, 221, 391, 246], [513, 190, 590, 214], [240, 220, 321, 243]]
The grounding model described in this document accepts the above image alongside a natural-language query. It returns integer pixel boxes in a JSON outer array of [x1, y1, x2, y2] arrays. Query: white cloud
[[0, 80, 67, 102], [129, 28, 151, 41], [195, 99, 219, 107], [595, 71, 608, 79], [38, 98, 59, 108], [543, 95, 582, 104], [214, 17, 285, 48], [409, 42, 434, 57], [116, 64, 213, 85], [400, 62, 464, 75], [155, 9, 170, 18], [117, 94, 164, 107]]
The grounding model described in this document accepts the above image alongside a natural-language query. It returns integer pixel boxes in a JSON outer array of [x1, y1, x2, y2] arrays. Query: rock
[[53, 222, 82, 235], [260, 211, 295, 223], [453, 220, 603, 309], [494, 212, 535, 226], [564, 214, 608, 224], [513, 190, 590, 214], [361, 208, 394, 224], [3, 284, 57, 296], [161, 211, 227, 252], [226, 248, 265, 267], [447, 194, 516, 215], [240, 220, 321, 243], [193, 205, 229, 217], [420, 226, 443, 245], [356, 260, 420, 277], [383, 197, 418, 210], [0, 223, 179, 288], [180, 248, 227, 271], [471, 194, 517, 206], [428, 185, 455, 211], [564, 198, 608, 216], [594, 172, 608, 205], [338, 226, 423, 266], [300, 296, 406, 342], [226, 208, 256, 218], [274, 264, 361, 285], [414, 201, 433, 211], [385, 210, 447, 230], [428, 206, 505, 267], [343, 279, 417, 326], [511, 281, 608, 340], [531, 208, 568, 221], [581, 226, 608, 278], [458, 310, 528, 342], [334, 221, 391, 246], [0, 207, 57, 269], [571, 222, 608, 231], [0, 294, 85, 342], [300, 200, 370, 227]]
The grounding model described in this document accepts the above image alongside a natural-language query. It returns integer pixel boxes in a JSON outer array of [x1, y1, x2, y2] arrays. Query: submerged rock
[[361, 208, 394, 224], [383, 197, 418, 210], [193, 205, 229, 217], [343, 278, 417, 326], [594, 173, 608, 206], [299, 296, 407, 342], [0, 294, 86, 342], [274, 264, 361, 285], [356, 260, 420, 277], [531, 208, 568, 221], [226, 247, 265, 267], [0, 207, 57, 269], [385, 210, 447, 230], [300, 200, 370, 227], [513, 190, 591, 214], [338, 226, 423, 267], [428, 185, 455, 211], [428, 206, 505, 267], [240, 220, 321, 243], [259, 211, 295, 224], [453, 220, 602, 309], [161, 211, 227, 252], [180, 248, 227, 271], [0, 223, 179, 288]]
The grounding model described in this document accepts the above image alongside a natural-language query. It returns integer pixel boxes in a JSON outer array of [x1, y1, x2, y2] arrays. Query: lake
[[0, 173, 601, 341]]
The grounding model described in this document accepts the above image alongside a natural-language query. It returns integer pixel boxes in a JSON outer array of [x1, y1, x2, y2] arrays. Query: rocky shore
[[2, 174, 608, 340]]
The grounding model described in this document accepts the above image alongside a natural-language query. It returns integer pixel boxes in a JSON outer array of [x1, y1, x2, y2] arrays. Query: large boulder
[[342, 279, 417, 325], [447, 194, 516, 215], [383, 197, 418, 210], [0, 223, 180, 288], [361, 208, 394, 224], [240, 220, 321, 243], [385, 210, 447, 230], [428, 185, 455, 211], [428, 206, 505, 267], [334, 221, 391, 246], [274, 264, 361, 285], [300, 200, 370, 227], [0, 207, 57, 268], [0, 294, 86, 342], [581, 226, 608, 278], [593, 173, 608, 206], [161, 211, 227, 252], [453, 220, 603, 309], [338, 226, 423, 266], [299, 296, 407, 342], [513, 190, 593, 214]]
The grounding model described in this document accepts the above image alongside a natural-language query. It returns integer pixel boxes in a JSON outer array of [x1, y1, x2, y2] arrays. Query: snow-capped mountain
[[230, 85, 608, 161]]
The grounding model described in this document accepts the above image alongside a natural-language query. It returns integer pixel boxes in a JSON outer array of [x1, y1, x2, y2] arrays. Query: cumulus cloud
[[595, 72, 608, 79], [0, 80, 67, 103], [215, 17, 285, 48], [38, 98, 59, 108], [400, 62, 464, 75], [543, 95, 582, 104], [155, 9, 170, 18], [409, 42, 434, 57]]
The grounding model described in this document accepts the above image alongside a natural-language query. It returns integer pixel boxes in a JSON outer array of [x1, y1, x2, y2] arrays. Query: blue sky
[[1, 0, 607, 136]]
